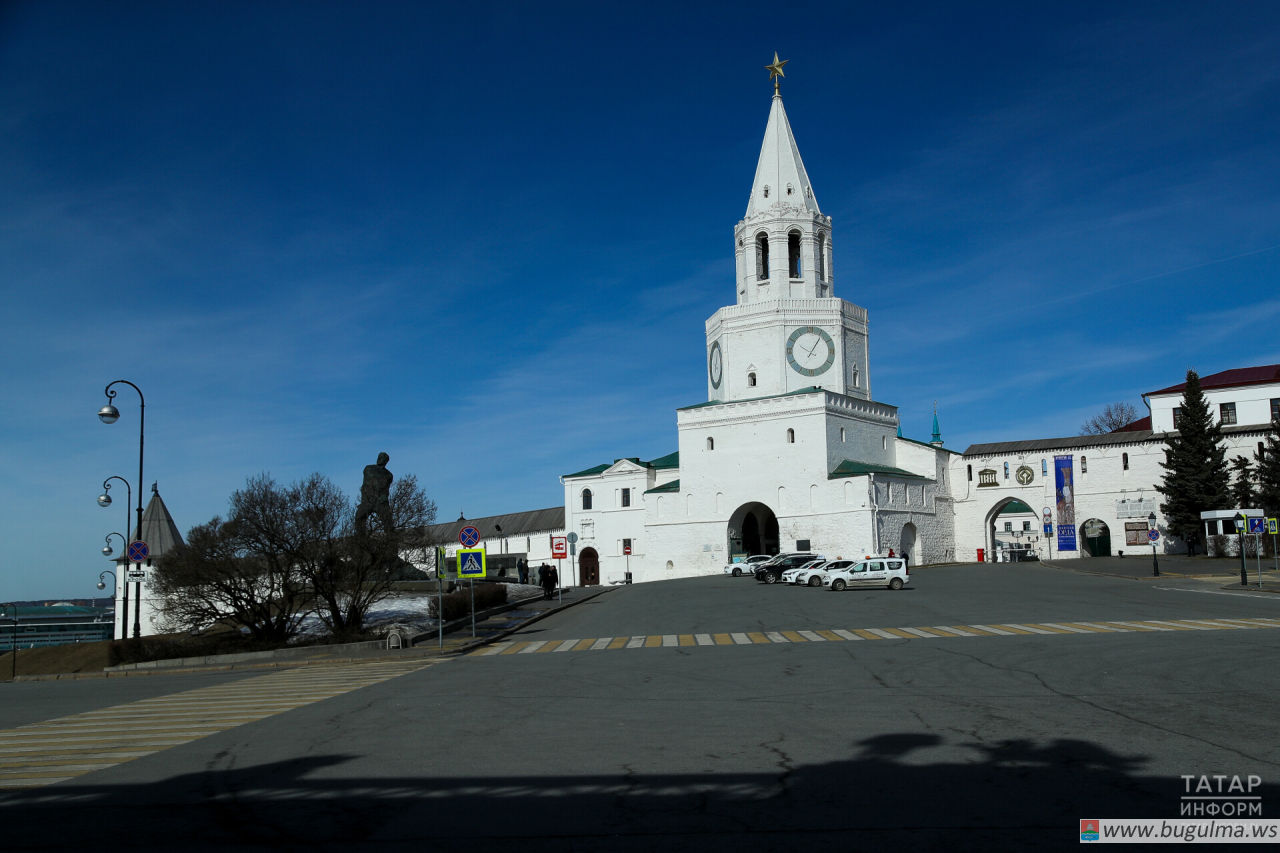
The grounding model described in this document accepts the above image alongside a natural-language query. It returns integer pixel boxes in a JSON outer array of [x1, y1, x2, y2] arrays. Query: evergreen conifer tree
[[1257, 419, 1280, 517], [1156, 369, 1231, 553], [1230, 455, 1255, 509]]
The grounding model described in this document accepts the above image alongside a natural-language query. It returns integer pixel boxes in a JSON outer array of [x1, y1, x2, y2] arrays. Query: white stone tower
[[706, 56, 871, 404]]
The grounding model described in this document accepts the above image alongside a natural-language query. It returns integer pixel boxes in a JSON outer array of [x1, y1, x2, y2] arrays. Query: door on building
[[579, 547, 600, 585], [1079, 520, 1111, 557]]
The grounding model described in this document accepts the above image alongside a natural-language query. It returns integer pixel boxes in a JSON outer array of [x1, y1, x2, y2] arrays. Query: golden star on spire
[[765, 51, 788, 93]]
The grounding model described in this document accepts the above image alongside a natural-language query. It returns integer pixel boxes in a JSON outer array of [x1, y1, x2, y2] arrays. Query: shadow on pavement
[[0, 732, 1240, 852]]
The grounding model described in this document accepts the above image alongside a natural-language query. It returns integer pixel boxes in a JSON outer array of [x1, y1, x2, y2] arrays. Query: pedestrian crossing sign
[[458, 548, 486, 578]]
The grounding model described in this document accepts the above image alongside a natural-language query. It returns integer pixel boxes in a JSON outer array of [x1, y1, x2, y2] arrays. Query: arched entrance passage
[[1079, 519, 1111, 557], [984, 497, 1040, 562], [899, 522, 918, 564], [579, 547, 600, 585], [727, 502, 779, 558]]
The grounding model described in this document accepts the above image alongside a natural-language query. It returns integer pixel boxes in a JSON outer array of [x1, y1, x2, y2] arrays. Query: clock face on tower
[[708, 340, 723, 389], [785, 326, 835, 377]]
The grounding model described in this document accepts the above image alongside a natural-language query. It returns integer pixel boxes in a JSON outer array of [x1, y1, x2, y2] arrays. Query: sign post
[[551, 535, 567, 602], [1270, 518, 1278, 578], [458, 548, 486, 636], [1236, 513, 1249, 587]]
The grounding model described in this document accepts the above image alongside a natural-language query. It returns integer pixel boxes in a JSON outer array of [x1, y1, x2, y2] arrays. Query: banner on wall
[[1055, 455, 1077, 551]]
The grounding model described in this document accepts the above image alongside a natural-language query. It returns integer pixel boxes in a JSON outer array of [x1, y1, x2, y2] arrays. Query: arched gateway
[[727, 502, 780, 558]]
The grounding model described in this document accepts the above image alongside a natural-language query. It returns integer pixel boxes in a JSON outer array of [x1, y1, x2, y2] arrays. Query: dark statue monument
[[355, 451, 393, 534]]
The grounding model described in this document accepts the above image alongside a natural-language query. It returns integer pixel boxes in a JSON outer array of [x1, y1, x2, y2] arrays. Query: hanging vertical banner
[[1055, 455, 1077, 552]]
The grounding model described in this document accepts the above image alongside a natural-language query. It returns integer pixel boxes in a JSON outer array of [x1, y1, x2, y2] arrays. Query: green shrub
[[436, 583, 507, 622]]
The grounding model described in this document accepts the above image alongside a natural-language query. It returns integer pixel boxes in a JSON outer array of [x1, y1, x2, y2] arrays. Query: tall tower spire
[[734, 55, 832, 305]]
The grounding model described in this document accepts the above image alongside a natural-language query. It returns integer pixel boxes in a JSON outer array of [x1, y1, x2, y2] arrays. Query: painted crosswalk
[[471, 616, 1280, 657], [0, 659, 439, 791]]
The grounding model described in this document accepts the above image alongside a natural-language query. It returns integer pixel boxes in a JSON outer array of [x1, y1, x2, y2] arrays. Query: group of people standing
[[517, 558, 558, 600]]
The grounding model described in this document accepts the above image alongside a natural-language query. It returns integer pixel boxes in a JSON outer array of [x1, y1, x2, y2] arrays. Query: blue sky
[[4, 2, 1280, 601]]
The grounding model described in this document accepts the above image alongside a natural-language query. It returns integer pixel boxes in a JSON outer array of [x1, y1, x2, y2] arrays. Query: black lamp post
[[1236, 512, 1249, 587], [98, 476, 132, 640], [4, 603, 16, 681], [96, 568, 119, 635], [99, 380, 144, 639], [1147, 512, 1160, 577]]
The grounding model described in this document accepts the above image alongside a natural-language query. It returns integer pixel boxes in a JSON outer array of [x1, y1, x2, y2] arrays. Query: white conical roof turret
[[745, 90, 821, 219]]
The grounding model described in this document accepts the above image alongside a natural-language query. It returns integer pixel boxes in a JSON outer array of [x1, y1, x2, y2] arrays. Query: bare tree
[[305, 474, 436, 638], [1080, 402, 1140, 435], [152, 514, 312, 642], [154, 471, 437, 641]]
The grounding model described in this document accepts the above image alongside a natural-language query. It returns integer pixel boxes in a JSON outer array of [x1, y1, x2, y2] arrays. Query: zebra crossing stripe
[[465, 615, 1280, 659], [1001, 624, 1061, 635]]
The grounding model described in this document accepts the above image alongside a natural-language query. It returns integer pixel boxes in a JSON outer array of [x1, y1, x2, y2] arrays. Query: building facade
[[561, 81, 956, 584]]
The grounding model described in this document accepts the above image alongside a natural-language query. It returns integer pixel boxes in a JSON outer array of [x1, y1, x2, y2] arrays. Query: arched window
[[787, 428, 795, 444], [840, 427, 846, 442], [1003, 462, 1010, 479], [581, 489, 593, 510], [851, 366, 859, 388], [763, 185, 770, 199], [707, 437, 714, 451], [1122, 453, 1129, 470], [756, 233, 769, 280], [967, 464, 973, 481], [816, 232, 827, 280], [1081, 456, 1088, 474], [788, 231, 802, 278], [747, 372, 757, 387]]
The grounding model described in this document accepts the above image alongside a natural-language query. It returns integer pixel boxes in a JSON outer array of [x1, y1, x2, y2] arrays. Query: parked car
[[823, 557, 910, 591], [793, 558, 857, 587], [724, 554, 772, 577], [754, 553, 824, 584], [782, 559, 828, 585]]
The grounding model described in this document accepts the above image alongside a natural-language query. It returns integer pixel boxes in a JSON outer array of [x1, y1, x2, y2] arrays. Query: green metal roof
[[828, 460, 933, 481], [645, 479, 680, 494], [648, 451, 679, 470], [996, 499, 1035, 515], [677, 386, 826, 411], [563, 451, 678, 479]]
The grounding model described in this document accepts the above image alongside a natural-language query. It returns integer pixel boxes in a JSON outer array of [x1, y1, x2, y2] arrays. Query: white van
[[823, 557, 910, 591]]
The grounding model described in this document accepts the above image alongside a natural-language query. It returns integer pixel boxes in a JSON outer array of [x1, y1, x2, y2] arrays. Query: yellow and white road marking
[[470, 617, 1280, 657], [0, 660, 438, 791]]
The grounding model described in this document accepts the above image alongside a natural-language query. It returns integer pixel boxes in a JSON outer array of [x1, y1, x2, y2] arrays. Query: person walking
[[539, 563, 554, 600], [517, 557, 528, 585]]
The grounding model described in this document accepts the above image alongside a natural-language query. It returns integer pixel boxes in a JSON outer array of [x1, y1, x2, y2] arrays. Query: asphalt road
[[3, 563, 1279, 852]]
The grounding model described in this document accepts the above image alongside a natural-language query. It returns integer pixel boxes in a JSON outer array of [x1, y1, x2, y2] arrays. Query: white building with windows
[[950, 365, 1280, 562], [561, 77, 956, 585]]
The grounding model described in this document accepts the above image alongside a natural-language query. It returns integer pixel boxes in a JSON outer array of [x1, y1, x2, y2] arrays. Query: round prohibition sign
[[459, 526, 481, 548], [127, 540, 150, 563]]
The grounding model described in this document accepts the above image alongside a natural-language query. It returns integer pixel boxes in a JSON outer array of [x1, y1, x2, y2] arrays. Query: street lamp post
[[96, 570, 119, 640], [99, 535, 128, 640], [98, 476, 132, 640], [1236, 512, 1249, 587], [99, 380, 144, 639], [4, 603, 16, 681], [1147, 512, 1160, 578]]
